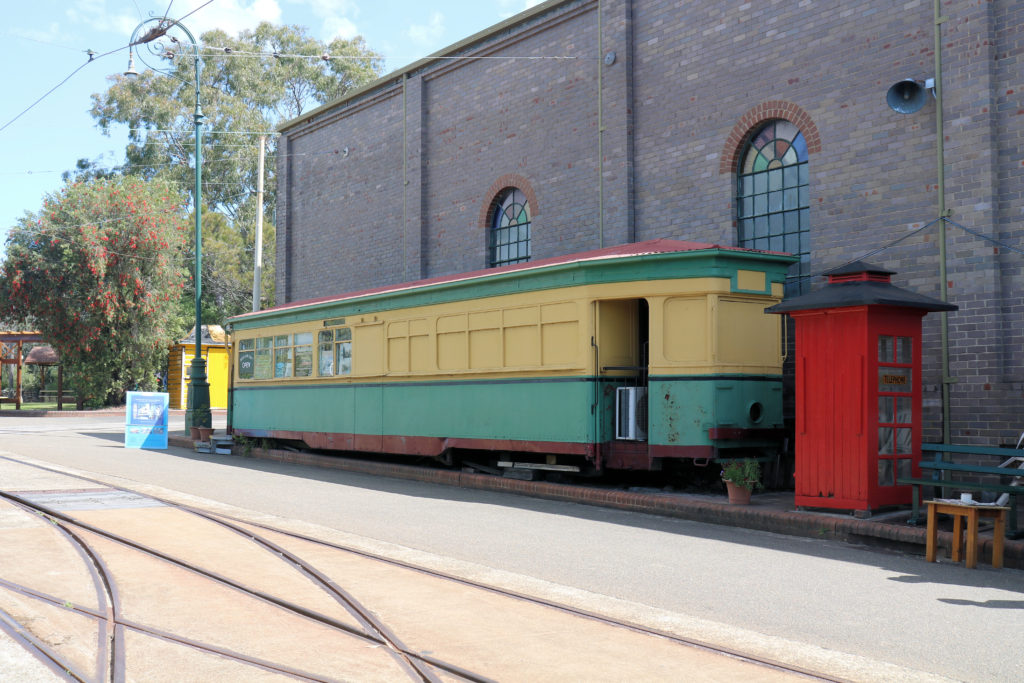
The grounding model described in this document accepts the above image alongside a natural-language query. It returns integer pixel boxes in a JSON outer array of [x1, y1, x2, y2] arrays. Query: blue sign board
[[125, 392, 169, 449]]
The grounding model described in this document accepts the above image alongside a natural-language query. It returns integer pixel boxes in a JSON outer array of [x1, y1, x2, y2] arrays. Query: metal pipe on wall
[[934, 0, 953, 444], [597, 0, 604, 248], [403, 73, 409, 281]]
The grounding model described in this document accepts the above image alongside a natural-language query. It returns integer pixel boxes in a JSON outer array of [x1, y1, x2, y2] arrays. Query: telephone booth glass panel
[[877, 335, 913, 487]]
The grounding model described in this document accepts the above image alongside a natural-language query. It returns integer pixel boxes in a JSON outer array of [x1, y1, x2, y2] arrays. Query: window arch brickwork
[[480, 174, 539, 267], [719, 101, 821, 176]]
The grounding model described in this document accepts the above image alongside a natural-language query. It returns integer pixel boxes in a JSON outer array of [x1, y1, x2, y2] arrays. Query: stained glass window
[[737, 120, 810, 294], [489, 188, 531, 267]]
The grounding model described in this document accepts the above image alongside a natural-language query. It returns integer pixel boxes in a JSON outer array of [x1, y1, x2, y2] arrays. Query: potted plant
[[721, 459, 762, 504]]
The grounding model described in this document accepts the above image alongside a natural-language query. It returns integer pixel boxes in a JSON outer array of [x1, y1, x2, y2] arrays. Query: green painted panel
[[648, 376, 784, 447], [233, 379, 596, 443]]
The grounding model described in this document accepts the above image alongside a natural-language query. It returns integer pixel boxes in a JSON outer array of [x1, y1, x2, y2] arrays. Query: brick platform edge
[[169, 435, 1024, 571]]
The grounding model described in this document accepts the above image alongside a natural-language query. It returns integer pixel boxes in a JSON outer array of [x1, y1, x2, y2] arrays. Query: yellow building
[[167, 325, 229, 410]]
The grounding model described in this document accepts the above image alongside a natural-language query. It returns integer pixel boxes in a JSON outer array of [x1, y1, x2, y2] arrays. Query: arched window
[[737, 120, 809, 293], [489, 188, 531, 267]]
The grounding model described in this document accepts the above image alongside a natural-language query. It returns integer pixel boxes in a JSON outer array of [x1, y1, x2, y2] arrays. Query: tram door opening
[[596, 299, 649, 442]]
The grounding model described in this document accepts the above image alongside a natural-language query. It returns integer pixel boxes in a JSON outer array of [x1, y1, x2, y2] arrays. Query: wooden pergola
[[0, 332, 68, 410]]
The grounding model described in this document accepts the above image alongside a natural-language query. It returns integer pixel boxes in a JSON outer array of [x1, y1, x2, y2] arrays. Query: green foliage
[[721, 459, 763, 491], [89, 22, 383, 316], [0, 177, 189, 405]]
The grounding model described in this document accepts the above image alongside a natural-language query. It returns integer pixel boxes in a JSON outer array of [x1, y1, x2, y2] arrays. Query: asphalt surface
[[1, 412, 1021, 681]]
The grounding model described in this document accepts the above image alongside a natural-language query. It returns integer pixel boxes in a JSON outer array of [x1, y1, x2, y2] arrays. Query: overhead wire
[[785, 215, 1022, 288], [0, 44, 128, 135], [944, 217, 1024, 257]]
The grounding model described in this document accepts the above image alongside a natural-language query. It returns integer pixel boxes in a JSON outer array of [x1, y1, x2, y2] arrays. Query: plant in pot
[[721, 459, 762, 504]]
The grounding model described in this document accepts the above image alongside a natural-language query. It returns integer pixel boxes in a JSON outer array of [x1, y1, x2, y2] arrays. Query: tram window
[[294, 332, 313, 377], [318, 327, 352, 376], [254, 337, 273, 379], [318, 330, 334, 375], [274, 334, 293, 378], [237, 339, 255, 379]]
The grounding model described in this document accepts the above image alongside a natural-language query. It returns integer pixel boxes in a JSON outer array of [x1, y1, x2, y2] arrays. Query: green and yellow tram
[[226, 239, 796, 474]]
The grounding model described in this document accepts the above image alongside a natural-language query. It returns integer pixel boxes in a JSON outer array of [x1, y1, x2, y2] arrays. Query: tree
[[90, 22, 383, 317], [0, 177, 189, 406]]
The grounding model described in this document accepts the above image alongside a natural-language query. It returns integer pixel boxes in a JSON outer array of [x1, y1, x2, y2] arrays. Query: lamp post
[[125, 17, 211, 432]]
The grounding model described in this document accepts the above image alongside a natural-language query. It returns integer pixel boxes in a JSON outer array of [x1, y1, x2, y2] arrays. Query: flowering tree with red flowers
[[0, 177, 189, 406]]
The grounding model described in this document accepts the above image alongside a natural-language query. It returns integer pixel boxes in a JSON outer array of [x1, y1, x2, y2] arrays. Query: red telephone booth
[[767, 262, 957, 513]]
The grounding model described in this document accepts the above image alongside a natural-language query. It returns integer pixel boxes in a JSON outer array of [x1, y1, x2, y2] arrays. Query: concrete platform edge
[[168, 435, 1024, 571]]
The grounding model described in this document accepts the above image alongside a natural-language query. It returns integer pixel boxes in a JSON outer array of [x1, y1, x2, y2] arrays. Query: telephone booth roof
[[766, 261, 958, 314]]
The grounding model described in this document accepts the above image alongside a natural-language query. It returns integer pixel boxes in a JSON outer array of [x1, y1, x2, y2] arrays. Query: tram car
[[226, 239, 797, 475]]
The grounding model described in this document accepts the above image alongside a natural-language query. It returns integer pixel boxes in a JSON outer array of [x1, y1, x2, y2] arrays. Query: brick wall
[[276, 0, 1023, 444]]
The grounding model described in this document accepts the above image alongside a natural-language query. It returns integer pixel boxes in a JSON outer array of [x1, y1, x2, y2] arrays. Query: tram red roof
[[234, 239, 768, 320]]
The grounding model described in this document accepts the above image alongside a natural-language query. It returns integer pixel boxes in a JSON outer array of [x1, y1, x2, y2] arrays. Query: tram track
[[0, 454, 840, 682], [1, 489, 484, 682]]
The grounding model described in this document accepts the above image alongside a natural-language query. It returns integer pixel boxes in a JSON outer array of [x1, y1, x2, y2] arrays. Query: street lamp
[[125, 17, 211, 433]]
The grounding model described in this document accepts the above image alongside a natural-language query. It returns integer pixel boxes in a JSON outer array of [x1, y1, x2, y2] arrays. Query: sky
[[0, 0, 544, 248]]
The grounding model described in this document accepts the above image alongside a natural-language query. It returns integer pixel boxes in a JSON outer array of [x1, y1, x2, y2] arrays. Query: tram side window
[[270, 332, 314, 378], [318, 327, 352, 376], [294, 332, 313, 377], [238, 339, 255, 379], [274, 335, 293, 377], [254, 337, 273, 379]]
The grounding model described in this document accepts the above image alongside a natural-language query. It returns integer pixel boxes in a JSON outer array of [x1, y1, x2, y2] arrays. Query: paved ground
[[3, 457, 805, 681], [0, 412, 1021, 681]]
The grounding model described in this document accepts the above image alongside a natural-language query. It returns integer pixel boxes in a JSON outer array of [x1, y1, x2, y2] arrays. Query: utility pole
[[252, 135, 265, 312]]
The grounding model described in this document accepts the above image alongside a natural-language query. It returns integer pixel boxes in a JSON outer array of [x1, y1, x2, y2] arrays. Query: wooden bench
[[897, 443, 1024, 538]]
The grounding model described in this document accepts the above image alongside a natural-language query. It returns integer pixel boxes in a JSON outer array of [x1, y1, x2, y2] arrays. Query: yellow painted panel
[[504, 306, 539, 327], [542, 321, 579, 365], [717, 298, 781, 366], [469, 310, 500, 330], [505, 325, 540, 367], [388, 337, 409, 372], [541, 301, 578, 323], [772, 282, 784, 297], [180, 346, 229, 408], [597, 300, 637, 371], [437, 314, 466, 333], [409, 318, 430, 336], [469, 329, 501, 368], [736, 270, 766, 291], [231, 276, 753, 383], [438, 332, 467, 370], [663, 297, 708, 363], [353, 323, 383, 375], [410, 335, 432, 372]]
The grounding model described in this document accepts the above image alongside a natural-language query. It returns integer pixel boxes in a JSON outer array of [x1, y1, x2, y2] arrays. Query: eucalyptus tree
[[90, 22, 384, 317]]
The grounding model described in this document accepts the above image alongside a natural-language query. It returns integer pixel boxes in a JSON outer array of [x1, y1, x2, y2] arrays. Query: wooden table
[[925, 500, 1009, 569]]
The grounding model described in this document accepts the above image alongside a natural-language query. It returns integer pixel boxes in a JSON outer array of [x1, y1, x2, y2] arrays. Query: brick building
[[275, 0, 1023, 444]]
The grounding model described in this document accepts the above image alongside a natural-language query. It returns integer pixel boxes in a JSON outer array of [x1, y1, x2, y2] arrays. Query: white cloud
[[406, 11, 445, 47], [169, 0, 284, 36], [10, 23, 65, 45], [323, 16, 358, 41], [287, 0, 361, 41], [302, 0, 359, 17], [64, 0, 283, 40], [497, 0, 545, 20]]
